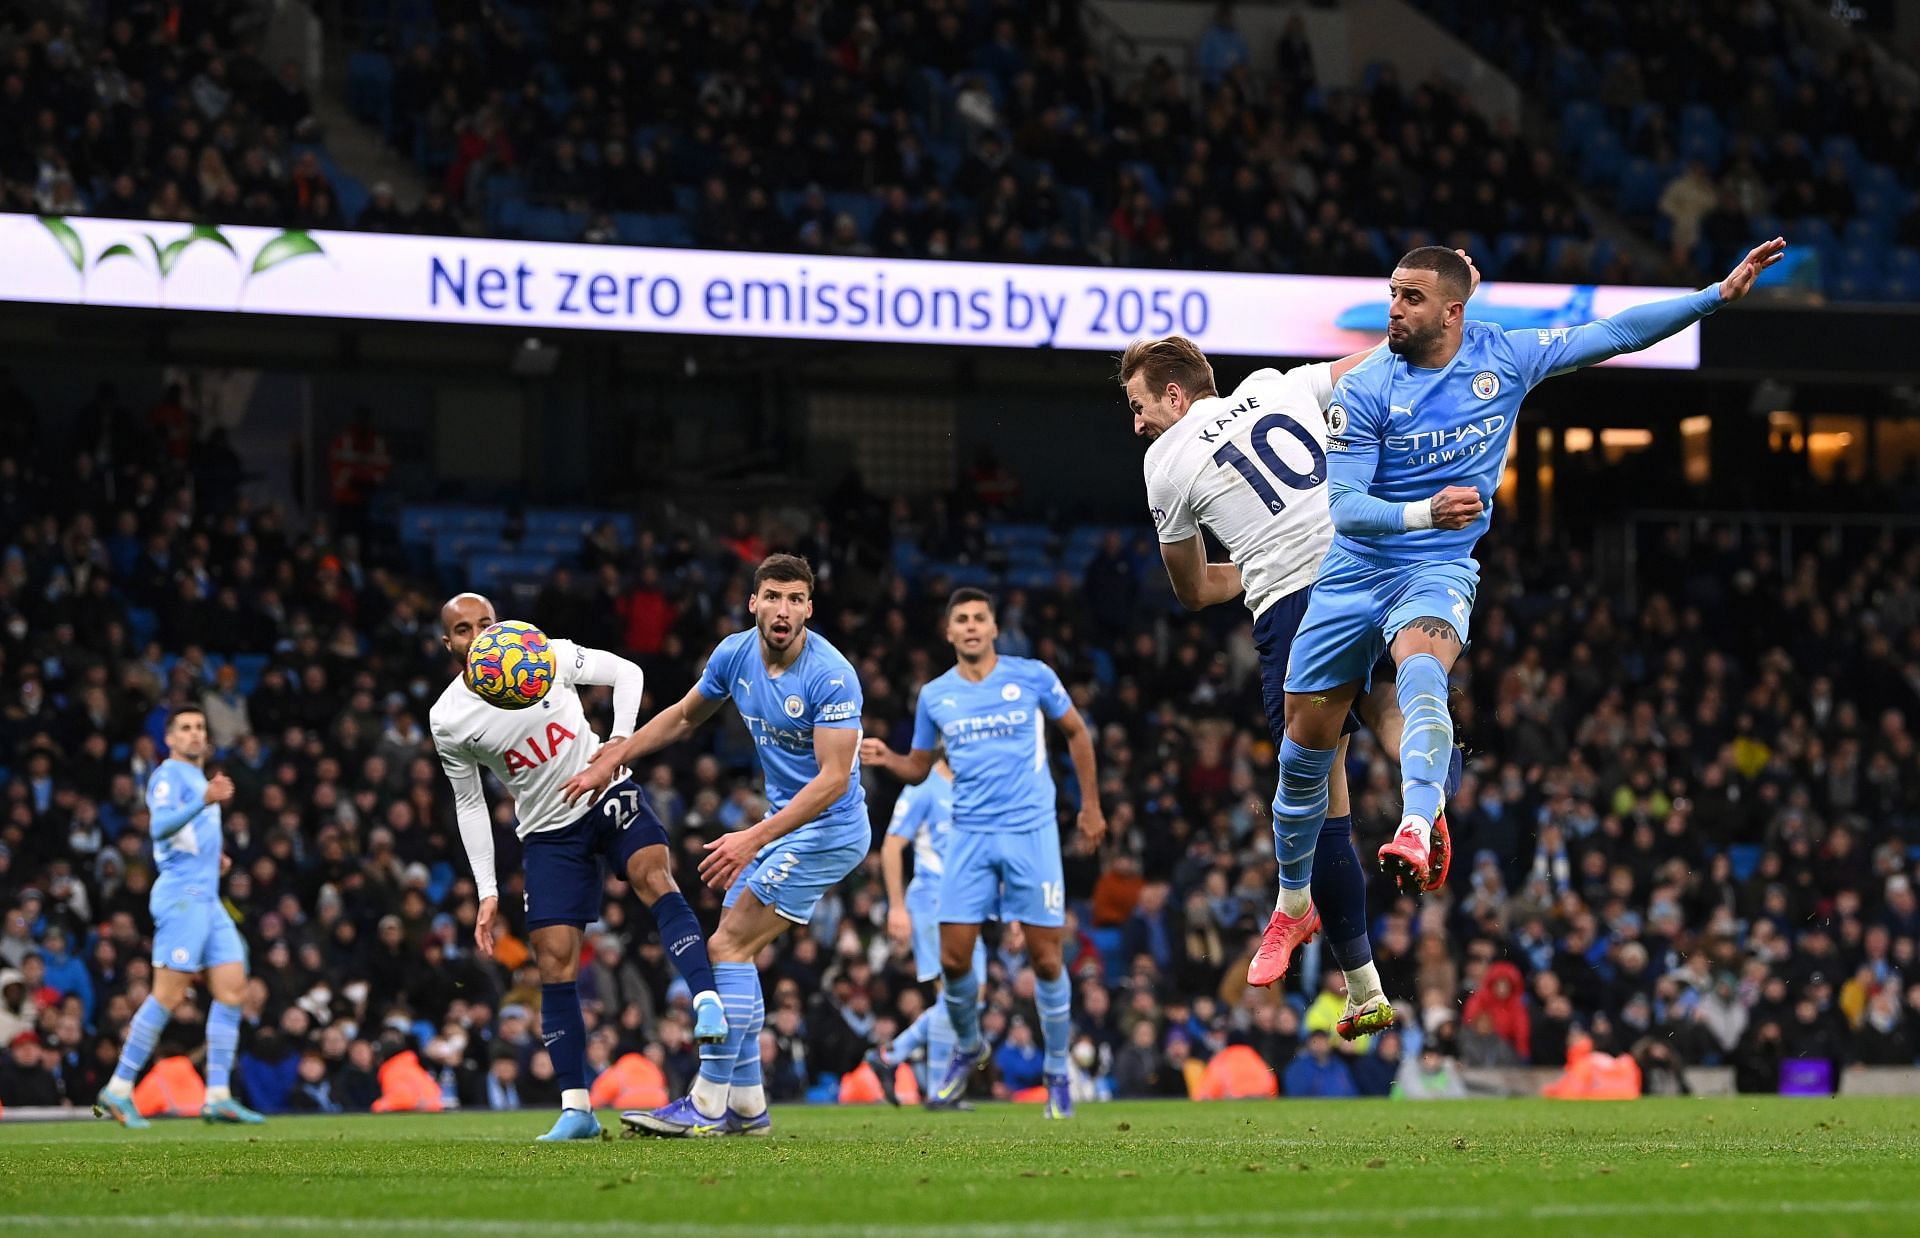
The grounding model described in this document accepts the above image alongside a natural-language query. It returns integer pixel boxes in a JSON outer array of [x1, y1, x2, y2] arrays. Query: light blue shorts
[[151, 894, 247, 972], [724, 825, 871, 924], [939, 827, 1066, 929], [907, 879, 991, 984], [1285, 546, 1480, 694]]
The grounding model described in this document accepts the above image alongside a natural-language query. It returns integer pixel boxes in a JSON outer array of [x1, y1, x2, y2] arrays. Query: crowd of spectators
[[1413, 0, 1920, 296], [0, 1, 362, 230], [343, 0, 1626, 283], [1, 372, 1918, 1116]]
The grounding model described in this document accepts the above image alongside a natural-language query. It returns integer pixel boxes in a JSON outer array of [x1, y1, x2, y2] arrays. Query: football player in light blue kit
[[564, 554, 869, 1137], [94, 705, 264, 1127], [863, 752, 988, 1107], [1280, 239, 1786, 904], [863, 588, 1104, 1119]]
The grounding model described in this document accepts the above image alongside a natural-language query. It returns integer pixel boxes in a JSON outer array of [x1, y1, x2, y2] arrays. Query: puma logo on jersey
[[1390, 403, 1416, 418], [503, 721, 579, 773]]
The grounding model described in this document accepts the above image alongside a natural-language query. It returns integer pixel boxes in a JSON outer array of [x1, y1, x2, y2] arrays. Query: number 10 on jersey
[[1212, 412, 1327, 515]]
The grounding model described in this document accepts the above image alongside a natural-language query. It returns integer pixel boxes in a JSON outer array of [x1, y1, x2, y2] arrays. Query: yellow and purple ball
[[464, 620, 556, 710]]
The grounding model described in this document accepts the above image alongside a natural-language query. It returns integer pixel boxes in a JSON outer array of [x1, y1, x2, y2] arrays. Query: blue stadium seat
[[232, 654, 270, 697], [1616, 159, 1666, 215], [1576, 130, 1625, 186], [1677, 129, 1722, 171], [128, 606, 158, 648], [465, 551, 560, 592], [523, 510, 635, 543], [825, 193, 881, 238], [521, 206, 587, 242], [1728, 845, 1763, 883], [346, 52, 394, 133], [1559, 101, 1604, 156], [1090, 926, 1127, 977], [494, 197, 527, 236], [986, 522, 1051, 548]]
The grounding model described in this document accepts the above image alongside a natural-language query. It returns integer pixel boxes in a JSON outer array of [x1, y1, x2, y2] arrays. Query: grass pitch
[[1, 1097, 1915, 1236]]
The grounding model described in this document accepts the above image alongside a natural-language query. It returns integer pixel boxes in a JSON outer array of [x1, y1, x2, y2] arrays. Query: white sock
[[1345, 962, 1384, 1005], [106, 1077, 134, 1098], [1400, 813, 1433, 847], [730, 1083, 766, 1118], [1278, 886, 1312, 918], [690, 1074, 730, 1118], [561, 1087, 590, 1113], [205, 1085, 231, 1103]]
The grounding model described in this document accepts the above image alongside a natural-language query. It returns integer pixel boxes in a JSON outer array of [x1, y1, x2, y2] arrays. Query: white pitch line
[[1, 1199, 1918, 1237]]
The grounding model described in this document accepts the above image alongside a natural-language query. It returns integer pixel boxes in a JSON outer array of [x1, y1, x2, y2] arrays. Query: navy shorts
[[522, 778, 670, 930], [1253, 584, 1377, 749]]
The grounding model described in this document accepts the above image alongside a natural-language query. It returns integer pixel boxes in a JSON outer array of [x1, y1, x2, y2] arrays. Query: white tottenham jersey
[[1143, 363, 1337, 619], [429, 638, 644, 900]]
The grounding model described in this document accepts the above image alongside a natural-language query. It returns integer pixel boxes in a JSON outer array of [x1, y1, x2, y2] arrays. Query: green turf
[[0, 1097, 1915, 1236]]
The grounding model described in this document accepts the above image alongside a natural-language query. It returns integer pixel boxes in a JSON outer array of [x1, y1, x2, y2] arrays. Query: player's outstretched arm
[[859, 737, 936, 784], [561, 684, 726, 805], [1157, 533, 1243, 611], [699, 725, 859, 890], [1516, 238, 1786, 380]]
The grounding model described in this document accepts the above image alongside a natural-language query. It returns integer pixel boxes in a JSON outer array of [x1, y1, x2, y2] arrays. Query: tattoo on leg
[[1311, 694, 1329, 706], [1404, 617, 1461, 646]]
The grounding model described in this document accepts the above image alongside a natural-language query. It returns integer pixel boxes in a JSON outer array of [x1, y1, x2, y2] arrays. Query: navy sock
[[652, 891, 717, 998], [540, 982, 587, 1098], [1313, 815, 1372, 971]]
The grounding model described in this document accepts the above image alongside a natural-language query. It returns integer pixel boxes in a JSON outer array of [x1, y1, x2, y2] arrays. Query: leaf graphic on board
[[38, 216, 84, 272], [249, 230, 325, 277], [157, 225, 238, 277], [94, 242, 142, 269]]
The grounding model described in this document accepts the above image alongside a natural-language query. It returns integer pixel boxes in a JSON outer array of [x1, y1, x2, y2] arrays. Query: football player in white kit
[[429, 593, 724, 1141], [1120, 257, 1477, 1037]]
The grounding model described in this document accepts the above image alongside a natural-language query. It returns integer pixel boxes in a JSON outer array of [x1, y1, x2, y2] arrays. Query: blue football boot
[[534, 1108, 603, 1142], [692, 991, 728, 1045], [622, 1094, 729, 1138], [201, 1097, 266, 1125]]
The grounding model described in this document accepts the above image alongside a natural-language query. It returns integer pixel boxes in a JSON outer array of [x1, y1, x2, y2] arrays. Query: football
[[463, 620, 557, 710]]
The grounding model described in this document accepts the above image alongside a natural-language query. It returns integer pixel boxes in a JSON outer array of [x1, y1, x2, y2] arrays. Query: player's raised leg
[[1359, 672, 1459, 891], [617, 791, 725, 1044], [1378, 576, 1474, 897]]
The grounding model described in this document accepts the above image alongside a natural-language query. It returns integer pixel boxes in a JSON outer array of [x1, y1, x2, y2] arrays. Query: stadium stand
[[1410, 0, 1920, 299], [0, 372, 1915, 1113], [325, 0, 1626, 282], [0, 3, 364, 229]]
